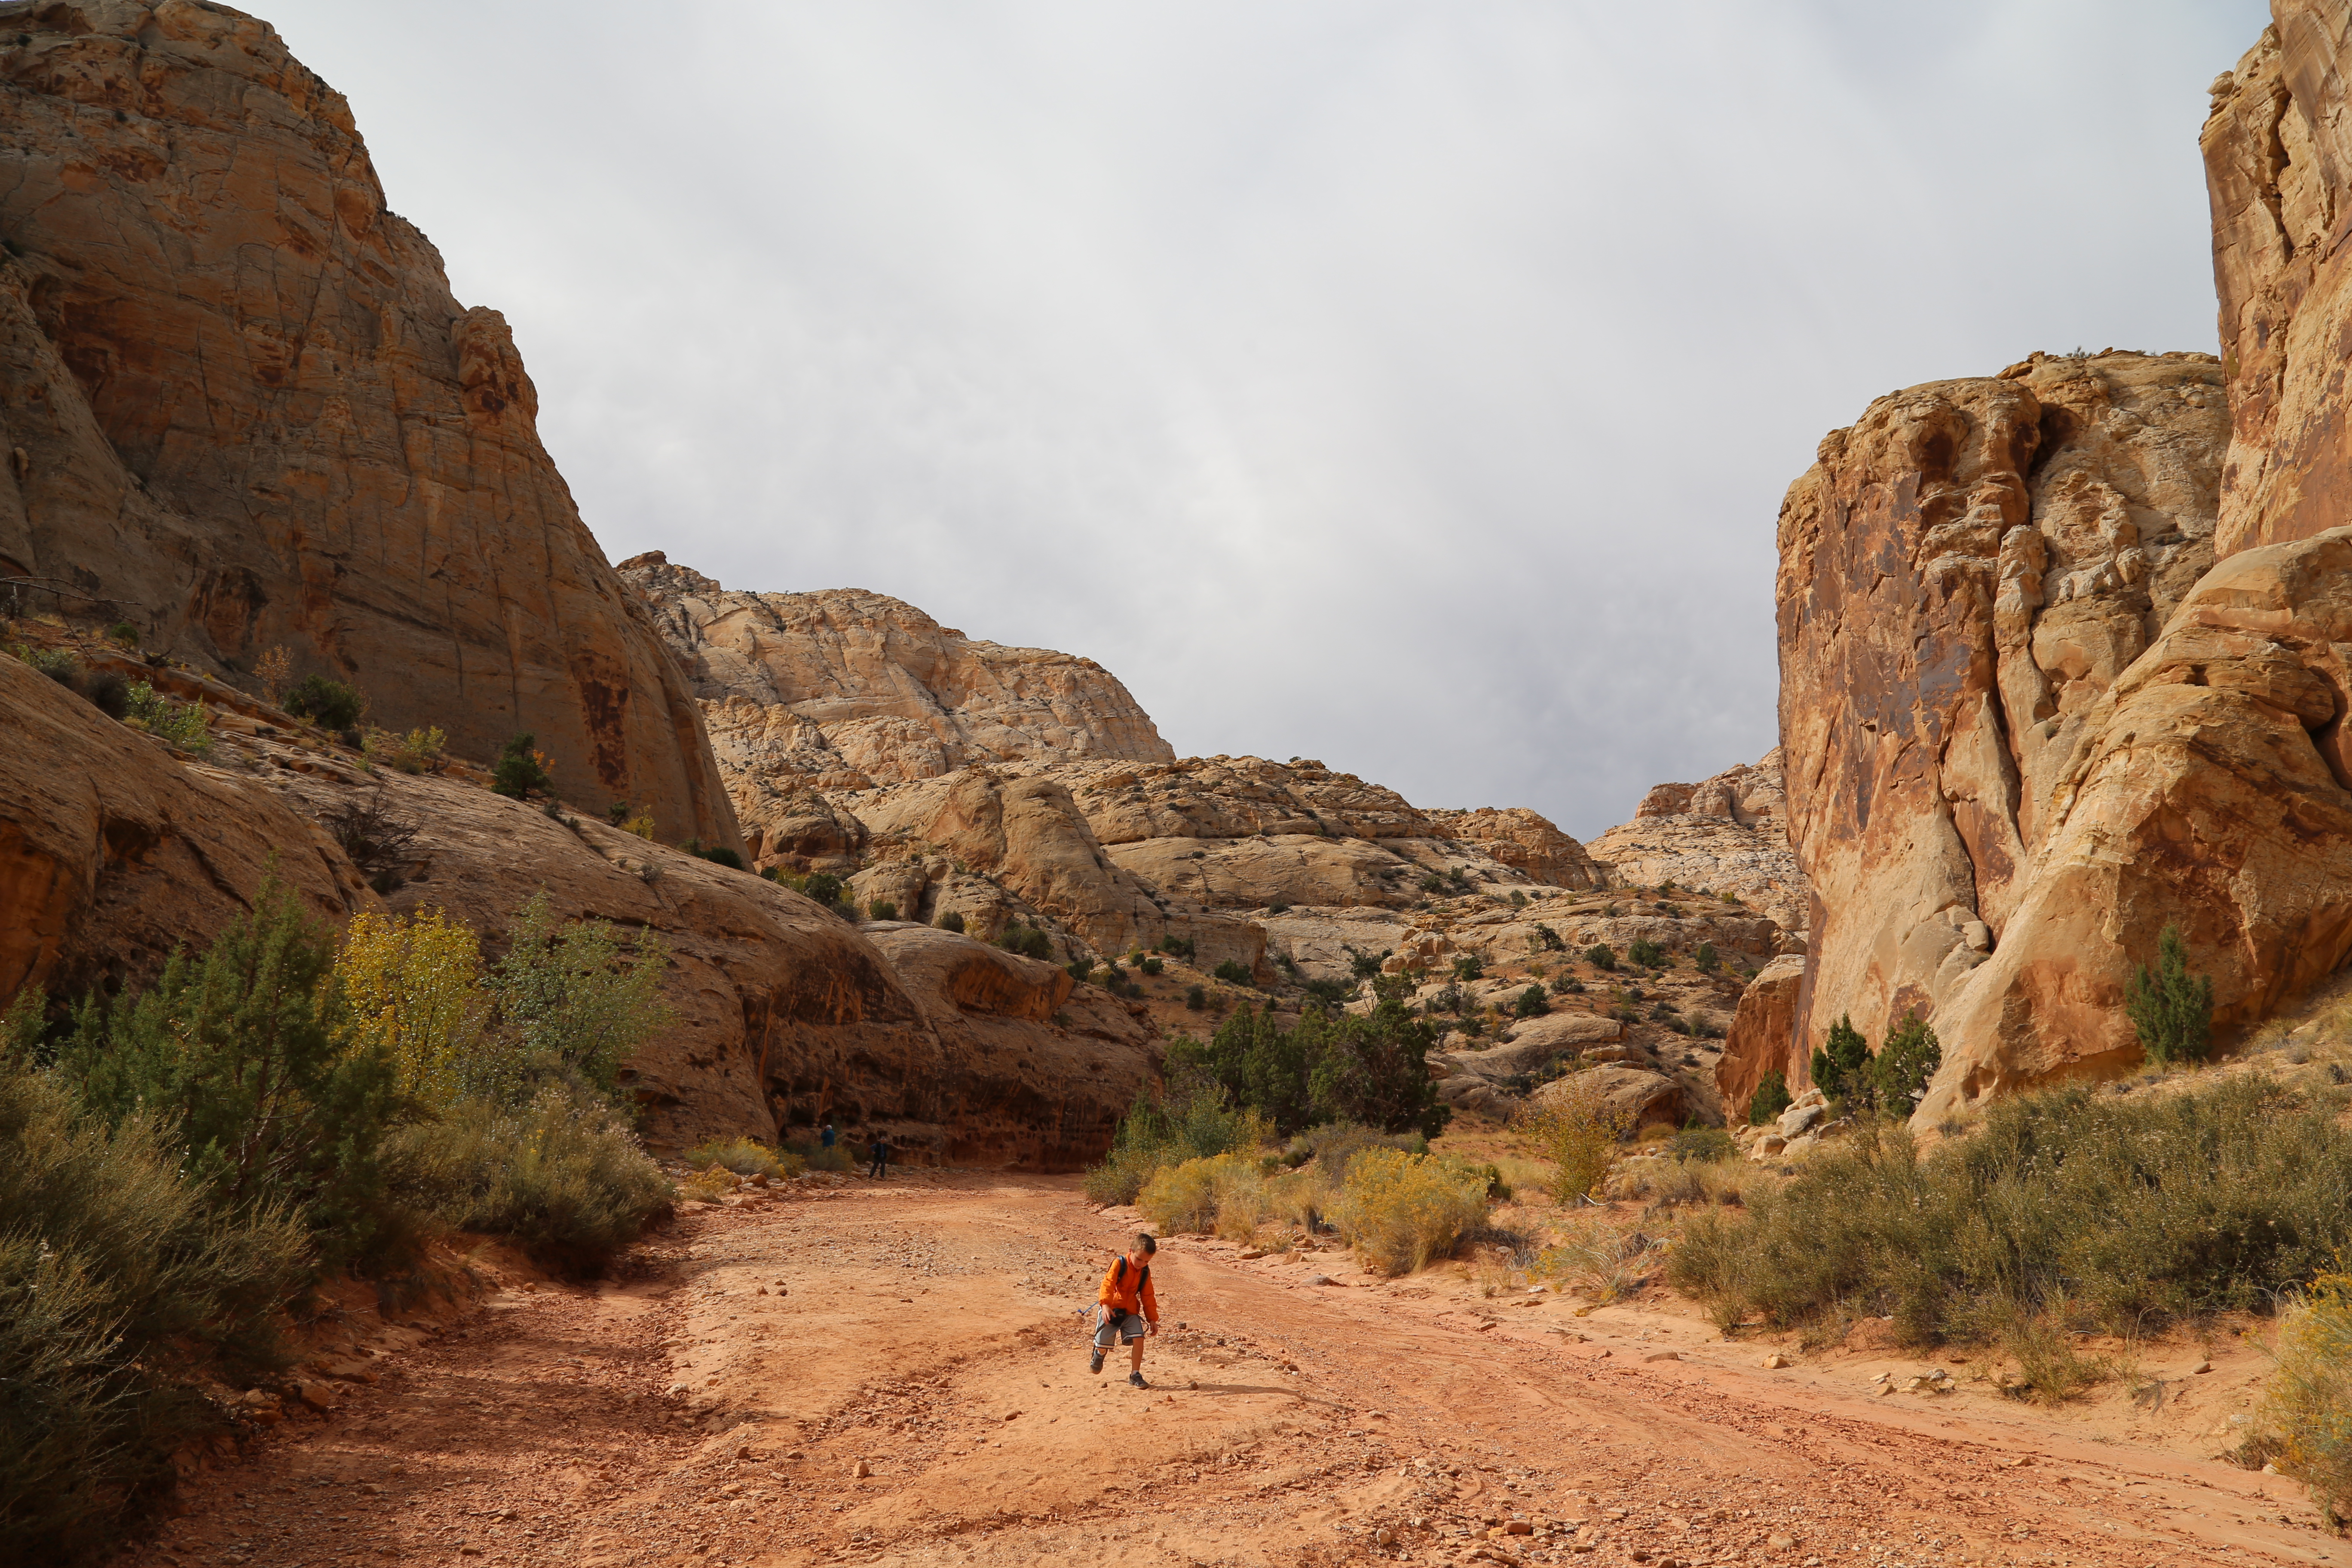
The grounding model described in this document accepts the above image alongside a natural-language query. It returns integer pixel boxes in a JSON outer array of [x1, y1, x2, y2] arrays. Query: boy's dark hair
[[1134, 1232, 1157, 1254]]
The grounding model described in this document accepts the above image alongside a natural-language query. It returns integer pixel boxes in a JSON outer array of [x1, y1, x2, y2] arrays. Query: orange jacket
[[1097, 1255, 1158, 1323]]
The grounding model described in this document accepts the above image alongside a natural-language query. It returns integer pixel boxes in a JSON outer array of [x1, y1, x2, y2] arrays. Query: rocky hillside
[[0, 632, 1151, 1165], [620, 553, 1173, 791], [0, 2, 735, 845]]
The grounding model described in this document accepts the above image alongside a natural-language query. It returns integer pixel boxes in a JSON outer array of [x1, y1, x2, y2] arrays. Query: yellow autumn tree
[[337, 907, 489, 1106]]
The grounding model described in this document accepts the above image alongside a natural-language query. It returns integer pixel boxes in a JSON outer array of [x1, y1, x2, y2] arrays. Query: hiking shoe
[[1089, 1349, 1105, 1374], [1128, 1371, 1148, 1388]]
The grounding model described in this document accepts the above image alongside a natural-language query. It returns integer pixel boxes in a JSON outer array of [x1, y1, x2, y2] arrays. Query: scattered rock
[[1761, 1352, 1792, 1369], [853, 1459, 872, 1479]]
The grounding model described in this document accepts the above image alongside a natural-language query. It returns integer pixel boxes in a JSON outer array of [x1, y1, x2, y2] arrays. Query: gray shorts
[[1094, 1311, 1147, 1346]]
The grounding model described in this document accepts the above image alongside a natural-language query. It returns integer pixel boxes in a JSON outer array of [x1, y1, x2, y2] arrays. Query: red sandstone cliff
[[0, 2, 736, 845]]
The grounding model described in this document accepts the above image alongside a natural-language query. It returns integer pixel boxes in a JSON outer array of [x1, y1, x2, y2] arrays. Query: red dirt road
[[133, 1175, 2342, 1568]]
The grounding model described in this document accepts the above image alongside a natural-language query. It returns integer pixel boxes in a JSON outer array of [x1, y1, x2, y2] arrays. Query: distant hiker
[[821, 1123, 836, 1151], [1090, 1232, 1159, 1387], [868, 1134, 888, 1180]]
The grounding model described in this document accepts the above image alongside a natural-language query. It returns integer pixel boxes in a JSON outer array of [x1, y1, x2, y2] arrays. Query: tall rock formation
[[2204, 8, 2352, 561], [0, 2, 735, 845], [1774, 352, 2230, 1104], [1585, 751, 1808, 933]]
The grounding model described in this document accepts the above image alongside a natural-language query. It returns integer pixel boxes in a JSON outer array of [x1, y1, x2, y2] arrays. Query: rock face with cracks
[[2204, 7, 2352, 562], [0, 652, 1151, 1164], [1775, 351, 2229, 1100], [0, 1, 737, 846]]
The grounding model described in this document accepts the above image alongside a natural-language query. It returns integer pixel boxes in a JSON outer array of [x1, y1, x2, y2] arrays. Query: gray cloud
[[260, 0, 2266, 836]]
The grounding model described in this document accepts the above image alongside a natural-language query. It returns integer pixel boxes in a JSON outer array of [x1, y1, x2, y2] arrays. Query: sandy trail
[[139, 1174, 2340, 1568]]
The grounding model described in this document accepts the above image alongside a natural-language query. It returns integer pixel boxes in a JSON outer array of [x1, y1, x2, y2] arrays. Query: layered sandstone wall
[[621, 553, 1174, 794], [0, 650, 1152, 1166], [2203, 8, 2352, 561], [0, 1, 735, 845], [1775, 352, 2230, 1102]]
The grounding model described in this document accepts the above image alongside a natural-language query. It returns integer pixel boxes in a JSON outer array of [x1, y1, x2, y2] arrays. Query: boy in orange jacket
[[1090, 1232, 1159, 1386]]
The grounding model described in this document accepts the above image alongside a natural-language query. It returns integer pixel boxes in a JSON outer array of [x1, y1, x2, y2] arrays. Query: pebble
[[1761, 1352, 1791, 1369]]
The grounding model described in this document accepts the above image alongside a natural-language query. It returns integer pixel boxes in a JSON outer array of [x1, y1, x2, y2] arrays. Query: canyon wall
[[1775, 352, 2233, 1106], [0, 1, 735, 845], [2204, 6, 2352, 561], [0, 649, 1151, 1165]]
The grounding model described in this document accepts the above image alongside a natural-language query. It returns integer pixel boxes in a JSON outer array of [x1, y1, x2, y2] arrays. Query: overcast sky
[[264, 1, 2268, 838]]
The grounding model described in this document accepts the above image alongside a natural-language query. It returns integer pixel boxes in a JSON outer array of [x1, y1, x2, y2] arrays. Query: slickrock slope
[[2204, 8, 2352, 561], [1585, 752, 1808, 934], [1775, 351, 2230, 1106], [619, 553, 1173, 795], [622, 557, 1616, 972], [0, 3, 735, 845], [0, 650, 1150, 1165]]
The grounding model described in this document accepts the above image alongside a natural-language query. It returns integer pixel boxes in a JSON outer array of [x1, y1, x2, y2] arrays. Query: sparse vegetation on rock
[[1672, 1078, 2352, 1375], [2128, 922, 2214, 1066]]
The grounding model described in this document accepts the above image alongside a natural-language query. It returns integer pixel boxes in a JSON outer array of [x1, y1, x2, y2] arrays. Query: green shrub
[[696, 844, 745, 871], [800, 872, 845, 907], [1345, 944, 1389, 979], [936, 911, 966, 934], [1330, 1147, 1490, 1276], [0, 1044, 309, 1564], [1809, 1013, 1871, 1108], [1139, 1152, 1269, 1237], [998, 923, 1054, 961], [1669, 1077, 2352, 1357], [1213, 958, 1253, 985], [386, 1090, 671, 1276], [1166, 999, 1450, 1138], [1067, 958, 1096, 985], [1695, 942, 1718, 973], [1748, 1068, 1792, 1124], [1451, 954, 1484, 982], [1084, 1084, 1271, 1205], [58, 879, 405, 1273], [2128, 922, 2214, 1066], [1512, 984, 1548, 1019], [482, 891, 672, 1104], [683, 1136, 800, 1178], [1157, 935, 1195, 960], [1302, 977, 1352, 1008], [490, 732, 554, 799], [867, 898, 898, 921], [1517, 1075, 1634, 1204], [364, 726, 446, 775], [1184, 984, 1206, 1011], [1549, 973, 1581, 995], [2267, 1270, 2352, 1524], [1531, 923, 1565, 952], [1871, 1011, 1942, 1118], [1627, 938, 1666, 968], [1585, 943, 1617, 971], [104, 620, 139, 648], [122, 682, 211, 753], [282, 674, 365, 730], [782, 1135, 856, 1173], [1139, 956, 1163, 976], [1667, 1125, 1736, 1163]]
